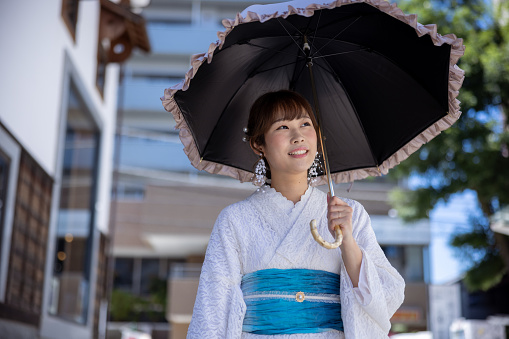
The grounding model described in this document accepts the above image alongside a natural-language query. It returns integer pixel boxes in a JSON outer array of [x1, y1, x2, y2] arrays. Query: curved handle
[[310, 219, 343, 249]]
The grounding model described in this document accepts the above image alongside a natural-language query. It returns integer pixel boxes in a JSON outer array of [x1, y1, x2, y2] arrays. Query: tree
[[389, 0, 509, 291]]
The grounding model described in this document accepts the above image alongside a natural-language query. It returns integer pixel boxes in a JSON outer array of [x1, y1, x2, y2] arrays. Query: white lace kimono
[[187, 186, 405, 339]]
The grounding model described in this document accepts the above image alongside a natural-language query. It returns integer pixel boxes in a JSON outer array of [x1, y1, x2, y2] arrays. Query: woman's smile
[[288, 147, 309, 158]]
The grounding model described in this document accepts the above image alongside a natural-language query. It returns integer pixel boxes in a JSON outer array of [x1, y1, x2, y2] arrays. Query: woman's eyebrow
[[272, 115, 310, 124]]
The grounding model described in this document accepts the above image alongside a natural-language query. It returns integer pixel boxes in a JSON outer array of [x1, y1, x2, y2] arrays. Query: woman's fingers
[[327, 195, 353, 240]]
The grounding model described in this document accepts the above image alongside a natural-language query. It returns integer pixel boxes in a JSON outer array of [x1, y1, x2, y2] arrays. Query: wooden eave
[[99, 0, 151, 63]]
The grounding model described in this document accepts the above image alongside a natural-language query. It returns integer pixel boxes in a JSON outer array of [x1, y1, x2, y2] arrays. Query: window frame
[[40, 52, 104, 336], [0, 126, 21, 303]]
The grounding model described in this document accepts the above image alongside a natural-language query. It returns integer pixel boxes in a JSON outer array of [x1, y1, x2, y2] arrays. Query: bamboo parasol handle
[[310, 219, 343, 249]]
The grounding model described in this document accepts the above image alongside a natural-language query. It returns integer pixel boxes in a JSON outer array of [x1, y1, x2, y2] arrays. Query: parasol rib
[[309, 9, 323, 52], [313, 48, 368, 59], [276, 18, 306, 54], [312, 15, 362, 57], [246, 41, 307, 58]]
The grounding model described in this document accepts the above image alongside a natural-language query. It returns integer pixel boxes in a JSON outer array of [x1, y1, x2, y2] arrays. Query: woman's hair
[[246, 90, 319, 151]]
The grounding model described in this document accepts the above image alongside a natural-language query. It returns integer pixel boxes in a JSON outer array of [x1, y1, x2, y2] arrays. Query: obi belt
[[241, 268, 343, 335]]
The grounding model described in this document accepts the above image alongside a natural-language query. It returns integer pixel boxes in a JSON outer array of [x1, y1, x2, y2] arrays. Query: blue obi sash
[[241, 268, 343, 335]]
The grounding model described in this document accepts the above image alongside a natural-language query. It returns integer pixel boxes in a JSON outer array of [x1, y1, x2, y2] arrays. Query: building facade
[[0, 1, 148, 338]]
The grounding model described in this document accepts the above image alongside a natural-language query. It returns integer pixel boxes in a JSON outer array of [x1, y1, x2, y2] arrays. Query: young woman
[[186, 90, 405, 338]]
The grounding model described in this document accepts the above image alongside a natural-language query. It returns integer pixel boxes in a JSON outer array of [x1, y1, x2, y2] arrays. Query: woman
[[187, 90, 405, 338]]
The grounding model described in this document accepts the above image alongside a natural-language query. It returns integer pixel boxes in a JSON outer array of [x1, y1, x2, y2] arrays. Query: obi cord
[[241, 268, 343, 335]]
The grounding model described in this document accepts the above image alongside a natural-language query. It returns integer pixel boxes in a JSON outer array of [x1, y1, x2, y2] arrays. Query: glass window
[[114, 258, 134, 292], [140, 258, 160, 296], [123, 75, 182, 112], [119, 135, 197, 172], [49, 80, 100, 324], [381, 245, 424, 283], [405, 246, 424, 282], [115, 183, 145, 201], [0, 150, 10, 267], [382, 245, 405, 276]]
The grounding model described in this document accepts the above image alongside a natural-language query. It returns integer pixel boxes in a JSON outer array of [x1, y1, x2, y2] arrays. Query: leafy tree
[[109, 277, 167, 322], [389, 0, 509, 291]]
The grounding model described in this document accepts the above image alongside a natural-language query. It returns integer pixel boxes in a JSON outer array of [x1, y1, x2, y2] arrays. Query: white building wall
[[0, 1, 119, 338], [0, 0, 117, 181]]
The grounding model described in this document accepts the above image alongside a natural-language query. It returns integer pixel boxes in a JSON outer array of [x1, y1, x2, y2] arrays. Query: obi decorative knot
[[241, 268, 343, 335]]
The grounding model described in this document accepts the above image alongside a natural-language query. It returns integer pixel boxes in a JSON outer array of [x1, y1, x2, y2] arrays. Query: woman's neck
[[269, 173, 309, 204]]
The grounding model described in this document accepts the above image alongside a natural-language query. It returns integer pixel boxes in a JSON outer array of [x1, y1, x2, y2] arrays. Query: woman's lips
[[288, 148, 309, 158]]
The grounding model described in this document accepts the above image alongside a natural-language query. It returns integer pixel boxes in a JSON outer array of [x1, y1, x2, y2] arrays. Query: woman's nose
[[292, 130, 305, 143]]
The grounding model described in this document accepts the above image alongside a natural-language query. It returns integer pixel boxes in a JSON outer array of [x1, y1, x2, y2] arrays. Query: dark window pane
[[114, 258, 134, 291], [140, 259, 159, 295], [381, 245, 424, 282], [405, 246, 424, 282]]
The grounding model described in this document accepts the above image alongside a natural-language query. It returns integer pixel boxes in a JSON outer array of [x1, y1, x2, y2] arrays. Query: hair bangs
[[270, 99, 310, 125]]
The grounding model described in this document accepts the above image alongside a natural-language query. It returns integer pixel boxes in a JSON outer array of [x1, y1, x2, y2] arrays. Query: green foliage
[[110, 277, 168, 323], [448, 216, 507, 291], [463, 253, 506, 291], [389, 0, 509, 291], [110, 289, 138, 321]]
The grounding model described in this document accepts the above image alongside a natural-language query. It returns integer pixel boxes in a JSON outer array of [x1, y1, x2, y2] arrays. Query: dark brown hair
[[246, 90, 319, 151]]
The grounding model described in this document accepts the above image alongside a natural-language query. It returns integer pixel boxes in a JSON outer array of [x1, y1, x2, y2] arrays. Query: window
[[5, 152, 52, 324], [381, 245, 424, 283], [61, 0, 80, 41], [113, 257, 185, 295], [113, 258, 134, 291], [48, 80, 100, 324], [140, 258, 159, 296]]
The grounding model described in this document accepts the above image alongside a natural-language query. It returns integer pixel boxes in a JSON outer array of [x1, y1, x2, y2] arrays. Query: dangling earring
[[308, 152, 320, 185], [254, 153, 266, 186]]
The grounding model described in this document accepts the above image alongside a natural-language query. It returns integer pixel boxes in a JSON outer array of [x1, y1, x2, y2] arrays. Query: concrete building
[[0, 1, 149, 338], [109, 1, 431, 338]]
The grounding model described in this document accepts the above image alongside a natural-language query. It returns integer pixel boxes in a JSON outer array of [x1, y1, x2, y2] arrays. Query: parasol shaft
[[304, 36, 343, 249], [303, 37, 335, 198]]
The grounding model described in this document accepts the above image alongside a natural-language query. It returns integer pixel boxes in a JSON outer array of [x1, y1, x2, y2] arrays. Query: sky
[[428, 190, 480, 284]]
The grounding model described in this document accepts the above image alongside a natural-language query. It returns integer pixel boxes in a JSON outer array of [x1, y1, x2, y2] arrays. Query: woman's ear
[[250, 140, 263, 156]]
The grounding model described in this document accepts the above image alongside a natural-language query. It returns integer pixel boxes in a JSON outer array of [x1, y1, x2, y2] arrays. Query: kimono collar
[[255, 185, 313, 218], [247, 185, 327, 266]]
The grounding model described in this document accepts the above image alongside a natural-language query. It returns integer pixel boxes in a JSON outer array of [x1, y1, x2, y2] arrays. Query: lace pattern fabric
[[187, 186, 405, 338]]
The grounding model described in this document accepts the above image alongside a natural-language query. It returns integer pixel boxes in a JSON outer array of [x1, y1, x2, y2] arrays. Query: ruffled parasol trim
[[162, 0, 465, 186]]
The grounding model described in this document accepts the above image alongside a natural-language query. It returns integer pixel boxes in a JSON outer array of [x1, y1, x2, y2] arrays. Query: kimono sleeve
[[340, 201, 405, 338], [187, 208, 246, 339]]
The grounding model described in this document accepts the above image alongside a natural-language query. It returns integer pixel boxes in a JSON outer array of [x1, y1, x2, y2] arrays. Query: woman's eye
[[302, 122, 311, 127], [276, 125, 288, 130]]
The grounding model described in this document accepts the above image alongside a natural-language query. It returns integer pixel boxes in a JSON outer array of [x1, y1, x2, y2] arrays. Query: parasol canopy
[[161, 0, 465, 186]]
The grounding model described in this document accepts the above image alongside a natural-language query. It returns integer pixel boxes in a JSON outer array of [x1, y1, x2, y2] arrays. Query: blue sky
[[428, 190, 479, 284]]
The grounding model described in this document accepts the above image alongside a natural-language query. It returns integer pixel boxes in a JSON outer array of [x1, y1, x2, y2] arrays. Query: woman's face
[[257, 110, 318, 179]]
